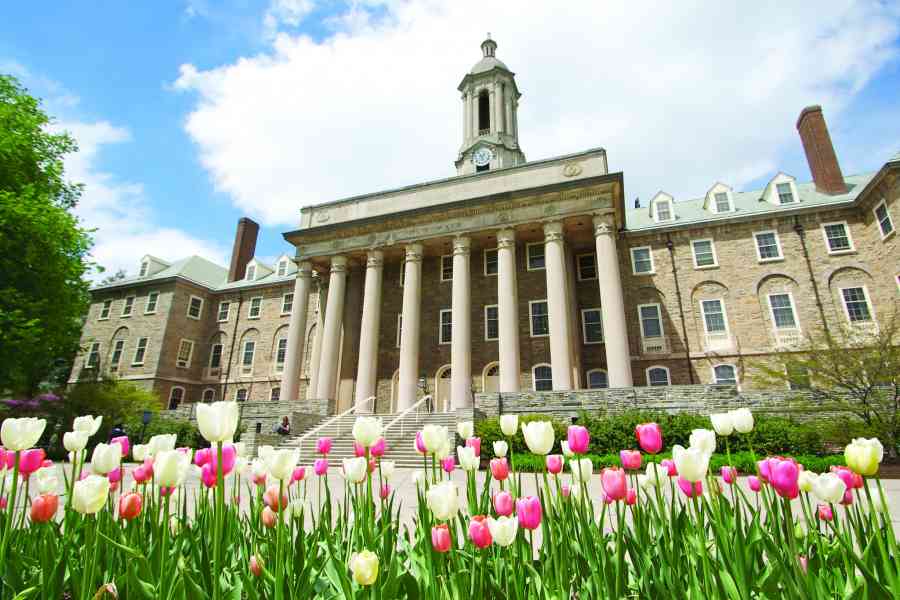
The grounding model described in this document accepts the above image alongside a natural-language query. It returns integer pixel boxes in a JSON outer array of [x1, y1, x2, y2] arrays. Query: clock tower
[[455, 36, 526, 176]]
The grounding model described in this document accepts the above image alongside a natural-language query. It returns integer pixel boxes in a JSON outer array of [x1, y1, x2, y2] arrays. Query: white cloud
[[175, 2, 900, 226], [262, 0, 316, 37]]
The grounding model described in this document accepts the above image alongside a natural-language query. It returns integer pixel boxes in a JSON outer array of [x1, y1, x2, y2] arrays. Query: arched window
[[168, 386, 185, 410], [478, 90, 490, 133], [713, 364, 738, 386], [235, 388, 248, 402], [586, 369, 609, 389], [202, 388, 216, 403], [646, 366, 670, 387], [532, 364, 553, 391]]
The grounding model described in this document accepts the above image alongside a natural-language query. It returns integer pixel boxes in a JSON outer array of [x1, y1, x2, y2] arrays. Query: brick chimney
[[227, 217, 260, 282], [796, 105, 847, 195]]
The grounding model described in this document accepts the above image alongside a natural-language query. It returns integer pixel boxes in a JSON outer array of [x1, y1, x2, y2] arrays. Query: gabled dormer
[[274, 254, 295, 277], [649, 192, 676, 223], [139, 255, 170, 278], [244, 258, 273, 282], [762, 173, 800, 207], [704, 182, 735, 214]]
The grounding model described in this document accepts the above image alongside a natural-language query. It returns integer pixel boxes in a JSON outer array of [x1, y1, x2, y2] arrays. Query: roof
[[470, 56, 509, 75], [624, 172, 876, 232]]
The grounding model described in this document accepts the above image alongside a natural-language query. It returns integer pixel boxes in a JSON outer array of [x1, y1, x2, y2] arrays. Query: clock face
[[472, 147, 493, 167]]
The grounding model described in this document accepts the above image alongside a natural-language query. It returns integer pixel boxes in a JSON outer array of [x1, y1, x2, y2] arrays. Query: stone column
[[354, 250, 383, 411], [543, 221, 574, 390], [398, 244, 423, 410], [497, 229, 520, 392], [450, 237, 472, 410], [472, 89, 480, 135], [316, 256, 348, 400], [505, 97, 513, 139], [463, 93, 470, 143], [593, 215, 633, 387], [488, 90, 496, 134], [279, 261, 313, 402], [306, 281, 326, 399]]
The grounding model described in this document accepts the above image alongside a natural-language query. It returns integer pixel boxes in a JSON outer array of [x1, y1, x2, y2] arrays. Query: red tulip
[[250, 555, 264, 577], [721, 466, 737, 485], [263, 485, 288, 512], [316, 437, 332, 455], [109, 481, 119, 492], [468, 515, 492, 548], [370, 438, 386, 458], [0, 497, 6, 509], [841, 489, 854, 506], [118, 492, 142, 520], [748, 476, 762, 492], [545, 454, 563, 475], [291, 466, 306, 484], [314, 458, 328, 476], [493, 491, 514, 516], [516, 496, 542, 530], [353, 442, 366, 458], [30, 494, 58, 523], [431, 524, 452, 553], [635, 423, 663, 454], [201, 463, 217, 488], [601, 467, 627, 501], [620, 450, 642, 471], [626, 488, 637, 505], [489, 458, 508, 481], [441, 456, 456, 474], [261, 506, 277, 528], [465, 437, 481, 457], [567, 425, 590, 454], [159, 486, 174, 497], [111, 436, 130, 458], [380, 483, 390, 500], [677, 477, 702, 498], [19, 449, 45, 477], [817, 503, 833, 521]]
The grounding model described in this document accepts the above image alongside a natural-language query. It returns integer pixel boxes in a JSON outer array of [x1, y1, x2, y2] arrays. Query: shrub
[[123, 412, 204, 449]]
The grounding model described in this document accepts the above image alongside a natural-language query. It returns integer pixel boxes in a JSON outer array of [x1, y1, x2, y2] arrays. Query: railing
[[294, 396, 375, 459], [641, 337, 667, 354], [383, 395, 431, 440]]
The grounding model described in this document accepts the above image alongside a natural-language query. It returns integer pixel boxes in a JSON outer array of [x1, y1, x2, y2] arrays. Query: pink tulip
[[748, 476, 761, 492], [770, 459, 800, 499], [132, 464, 152, 484], [252, 471, 267, 487], [490, 457, 509, 481], [107, 467, 122, 484], [677, 477, 703, 498], [380, 483, 390, 500], [432, 524, 452, 553], [208, 444, 237, 477], [314, 458, 328, 476], [493, 491, 514, 517], [561, 484, 571, 498], [757, 459, 771, 483], [798, 555, 808, 575], [30, 494, 58, 523], [264, 485, 288, 512], [316, 437, 332, 455], [159, 486, 174, 497], [371, 438, 386, 458], [634, 423, 663, 454], [354, 442, 366, 458], [118, 492, 142, 520], [545, 455, 563, 475], [831, 466, 862, 489], [602, 492, 614, 505], [721, 466, 737, 485], [465, 437, 481, 457], [660, 459, 677, 477], [109, 481, 119, 492], [441, 456, 456, 474], [194, 448, 212, 467], [626, 488, 637, 505], [291, 466, 306, 484], [620, 450, 642, 471], [111, 436, 130, 458], [516, 496, 542, 530], [261, 506, 277, 528], [41, 459, 53, 469], [249, 555, 263, 577], [468, 515, 492, 548], [19, 449, 45, 477], [201, 463, 218, 488], [2, 450, 13, 470], [601, 467, 627, 501], [415, 431, 426, 454], [567, 425, 590, 454], [841, 489, 854, 505], [817, 503, 833, 521], [368, 458, 377, 474]]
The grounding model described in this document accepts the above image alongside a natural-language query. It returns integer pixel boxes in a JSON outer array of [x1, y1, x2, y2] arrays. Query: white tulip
[[426, 481, 459, 520], [709, 413, 734, 437], [233, 442, 248, 457], [570, 457, 593, 482], [493, 441, 508, 458], [561, 441, 574, 458], [72, 415, 103, 437], [90, 443, 121, 475], [72, 475, 110, 514], [154, 450, 190, 487], [522, 421, 555, 455], [689, 429, 716, 456], [845, 437, 884, 476], [637, 474, 652, 490], [457, 446, 479, 471], [798, 471, 818, 493], [342, 457, 367, 483], [148, 434, 176, 457], [352, 416, 383, 448], [251, 458, 268, 481], [234, 457, 249, 475], [412, 470, 426, 489], [263, 448, 300, 481], [487, 516, 519, 547], [380, 460, 396, 481], [422, 425, 448, 454], [435, 440, 453, 461], [729, 408, 754, 433], [257, 445, 274, 460], [63, 431, 89, 453], [132, 444, 149, 462], [672, 445, 710, 483], [644, 462, 667, 487], [457, 421, 474, 440], [195, 401, 240, 443], [35, 467, 58, 494], [499, 414, 519, 437], [1, 417, 47, 451], [811, 473, 846, 504]]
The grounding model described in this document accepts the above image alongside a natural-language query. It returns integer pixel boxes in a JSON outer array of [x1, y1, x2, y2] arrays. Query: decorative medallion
[[562, 162, 583, 177]]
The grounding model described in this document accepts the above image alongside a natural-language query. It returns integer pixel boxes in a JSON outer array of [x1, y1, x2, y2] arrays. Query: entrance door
[[435, 365, 451, 413], [482, 362, 499, 393]]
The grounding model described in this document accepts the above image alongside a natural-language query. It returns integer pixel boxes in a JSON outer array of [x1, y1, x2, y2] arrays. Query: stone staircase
[[278, 411, 458, 468]]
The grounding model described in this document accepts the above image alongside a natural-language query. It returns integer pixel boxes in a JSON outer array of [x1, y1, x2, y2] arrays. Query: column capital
[[296, 261, 314, 278], [592, 214, 616, 237], [452, 236, 471, 256], [365, 250, 384, 269], [543, 221, 564, 242], [404, 243, 424, 263], [496, 228, 516, 249], [329, 255, 348, 273]]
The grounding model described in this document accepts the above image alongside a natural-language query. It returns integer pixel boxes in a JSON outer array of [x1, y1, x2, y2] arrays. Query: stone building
[[70, 37, 900, 416]]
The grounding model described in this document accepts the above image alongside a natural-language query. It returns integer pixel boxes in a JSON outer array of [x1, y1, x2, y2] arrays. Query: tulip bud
[[249, 554, 264, 577], [571, 458, 593, 482], [817, 503, 833, 521], [381, 461, 396, 481], [352, 416, 383, 448], [522, 421, 554, 455], [314, 458, 328, 476], [688, 429, 716, 455], [566, 425, 590, 454], [370, 438, 386, 458], [263, 448, 300, 482], [422, 425, 449, 454], [516, 496, 542, 530], [349, 550, 379, 586], [634, 423, 663, 454], [493, 491, 514, 517], [72, 415, 103, 437], [380, 483, 390, 500], [263, 485, 288, 512], [677, 477, 702, 498], [841, 489, 854, 506], [353, 442, 365, 458], [431, 524, 452, 553], [261, 506, 277, 528], [798, 470, 817, 493], [457, 446, 479, 471], [709, 413, 734, 437], [414, 431, 427, 454], [626, 488, 637, 505], [672, 445, 709, 483], [440, 456, 456, 474], [291, 466, 306, 484], [748, 476, 762, 492], [316, 437, 332, 455], [63, 430, 89, 453], [811, 472, 845, 504], [770, 458, 800, 499], [457, 421, 474, 440], [468, 515, 493, 548], [19, 449, 45, 477], [490, 458, 509, 481], [844, 438, 883, 477], [601, 467, 627, 501], [721, 466, 737, 485], [196, 401, 240, 443], [111, 435, 130, 458], [499, 414, 518, 437], [560, 484, 571, 498], [660, 459, 677, 477], [487, 516, 518, 547], [118, 492, 142, 520], [545, 454, 563, 475], [465, 437, 481, 457], [620, 450, 642, 470], [342, 457, 367, 484], [493, 441, 508, 458], [730, 408, 754, 433], [426, 481, 459, 521], [72, 475, 110, 514], [30, 494, 58, 523], [155, 450, 190, 488]]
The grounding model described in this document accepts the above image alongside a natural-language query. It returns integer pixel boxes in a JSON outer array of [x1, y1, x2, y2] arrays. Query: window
[[874, 201, 894, 238], [484, 249, 498, 276], [630, 247, 654, 274], [277, 259, 288, 277], [754, 231, 782, 261], [235, 388, 248, 402], [122, 296, 135, 317], [132, 338, 148, 365], [714, 192, 731, 213], [399, 263, 405, 287], [532, 364, 553, 391], [202, 388, 216, 402], [99, 299, 112, 320], [823, 222, 853, 254], [713, 364, 738, 385], [700, 299, 728, 334], [145, 291, 159, 314], [655, 200, 673, 222], [484, 305, 499, 341], [776, 182, 795, 204], [787, 365, 811, 390], [587, 369, 608, 389], [241, 341, 256, 372], [281, 293, 294, 315], [187, 296, 204, 320], [270, 387, 281, 402], [245, 264, 256, 281], [248, 297, 262, 319], [139, 261, 149, 277], [478, 90, 490, 132], [109, 340, 125, 370], [691, 239, 717, 268], [768, 293, 798, 329], [168, 387, 184, 410], [840, 287, 872, 323], [209, 343, 223, 369], [217, 302, 230, 322], [576, 253, 597, 281], [638, 304, 663, 339], [275, 338, 287, 371], [581, 308, 603, 344], [176, 339, 194, 368], [439, 309, 452, 344], [440, 255, 453, 282], [646, 367, 670, 386], [395, 314, 402, 348], [529, 300, 549, 337], [527, 243, 545, 271], [86, 343, 100, 369]]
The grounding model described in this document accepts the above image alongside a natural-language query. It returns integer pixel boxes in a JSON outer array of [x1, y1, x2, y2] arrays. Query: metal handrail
[[383, 395, 431, 439], [294, 396, 375, 459]]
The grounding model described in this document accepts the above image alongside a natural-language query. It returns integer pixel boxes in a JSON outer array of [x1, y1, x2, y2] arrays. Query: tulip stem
[[0, 451, 21, 571]]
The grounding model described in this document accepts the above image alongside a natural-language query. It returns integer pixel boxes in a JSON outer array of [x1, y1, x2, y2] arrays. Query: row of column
[[461, 82, 516, 143], [278, 215, 633, 409]]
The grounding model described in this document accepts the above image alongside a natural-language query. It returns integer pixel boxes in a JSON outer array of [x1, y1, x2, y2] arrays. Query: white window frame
[[109, 339, 125, 369], [576, 253, 597, 281], [753, 230, 783, 262], [240, 340, 256, 375], [121, 296, 135, 317], [168, 386, 185, 409], [145, 290, 160, 314], [277, 259, 288, 277], [526, 242, 546, 271], [99, 299, 112, 320], [395, 313, 402, 348], [483, 248, 498, 276], [630, 246, 655, 275], [766, 292, 800, 331], [528, 300, 550, 338], [775, 182, 796, 205], [653, 199, 673, 223], [85, 342, 101, 369], [438, 309, 452, 345], [247, 297, 263, 319], [873, 199, 895, 240], [202, 388, 216, 403], [821, 221, 855, 255], [139, 260, 149, 277], [586, 368, 609, 389], [270, 387, 281, 402], [581, 307, 604, 344], [234, 388, 248, 402], [699, 298, 730, 336], [281, 293, 293, 316], [712, 364, 739, 386], [637, 303, 665, 352], [275, 338, 287, 372], [208, 343, 224, 369], [531, 363, 553, 391], [176, 338, 195, 369], [245, 264, 256, 281], [187, 295, 204, 320], [440, 255, 453, 282], [484, 304, 499, 341], [838, 285, 876, 325], [645, 366, 671, 387], [217, 301, 231, 322], [690, 239, 718, 269], [132, 338, 149, 366], [713, 191, 733, 214]]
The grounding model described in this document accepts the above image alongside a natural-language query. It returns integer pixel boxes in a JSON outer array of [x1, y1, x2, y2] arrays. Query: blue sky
[[2, 2, 899, 278]]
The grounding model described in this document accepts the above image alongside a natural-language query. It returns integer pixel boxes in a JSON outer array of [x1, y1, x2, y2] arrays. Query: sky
[[3, 1, 900, 279]]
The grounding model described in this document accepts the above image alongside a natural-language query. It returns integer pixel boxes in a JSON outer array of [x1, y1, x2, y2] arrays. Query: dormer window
[[139, 261, 149, 277], [276, 260, 288, 277], [776, 183, 795, 204], [714, 193, 731, 213], [655, 200, 672, 222], [245, 264, 256, 281]]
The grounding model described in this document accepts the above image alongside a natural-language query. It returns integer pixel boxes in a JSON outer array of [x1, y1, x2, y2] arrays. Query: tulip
[[200, 463, 217, 488], [263, 485, 288, 511], [561, 484, 571, 498], [844, 438, 883, 476], [132, 444, 149, 462], [412, 470, 426, 489], [493, 490, 514, 516], [644, 462, 667, 487], [660, 459, 677, 477], [465, 437, 481, 457], [516, 496, 542, 530], [133, 463, 152, 484], [314, 458, 328, 476], [522, 421, 554, 455], [353, 442, 366, 458], [316, 437, 332, 455], [635, 423, 663, 454], [414, 431, 427, 454], [261, 506, 277, 528], [798, 470, 817, 493], [468, 515, 493, 548], [626, 488, 637, 505], [487, 516, 518, 547], [1, 417, 47, 451], [195, 401, 239, 443], [107, 468, 122, 484], [811, 472, 846, 504], [370, 438, 386, 458], [353, 416, 383, 449], [155, 450, 190, 488], [571, 458, 593, 482], [118, 492, 142, 520], [841, 489, 854, 505], [91, 443, 121, 476], [673, 445, 709, 483], [457, 421, 474, 440], [620, 449, 642, 470], [748, 476, 762, 492], [770, 459, 800, 499], [34, 467, 58, 494], [148, 434, 177, 457], [0, 498, 5, 509], [19, 448, 45, 477], [730, 408, 754, 433], [30, 494, 58, 523], [249, 555, 264, 577], [560, 441, 574, 458], [709, 413, 734, 437], [380, 483, 390, 499], [431, 524, 452, 553], [426, 481, 459, 520], [831, 466, 863, 489], [688, 429, 716, 455], [441, 456, 456, 474], [422, 425, 449, 454], [817, 503, 834, 521], [458, 446, 479, 471], [72, 415, 103, 437], [601, 467, 627, 501], [210, 444, 238, 477], [499, 414, 519, 437], [72, 475, 110, 514], [349, 550, 379, 586], [263, 448, 300, 481], [342, 457, 367, 483], [63, 431, 89, 453], [291, 466, 306, 484], [194, 448, 212, 467], [720, 466, 737, 485], [111, 435, 130, 457], [545, 454, 563, 475], [493, 440, 508, 458], [567, 425, 590, 454], [677, 477, 703, 498]]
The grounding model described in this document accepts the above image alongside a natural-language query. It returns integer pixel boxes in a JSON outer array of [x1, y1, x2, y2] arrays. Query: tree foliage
[[0, 74, 93, 396]]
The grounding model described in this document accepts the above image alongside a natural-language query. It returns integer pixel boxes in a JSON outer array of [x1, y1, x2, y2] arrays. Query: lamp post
[[140, 410, 152, 444]]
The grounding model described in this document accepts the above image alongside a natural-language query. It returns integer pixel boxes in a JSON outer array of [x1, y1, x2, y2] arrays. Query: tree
[[0, 75, 94, 396], [99, 268, 127, 285], [755, 311, 900, 458]]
